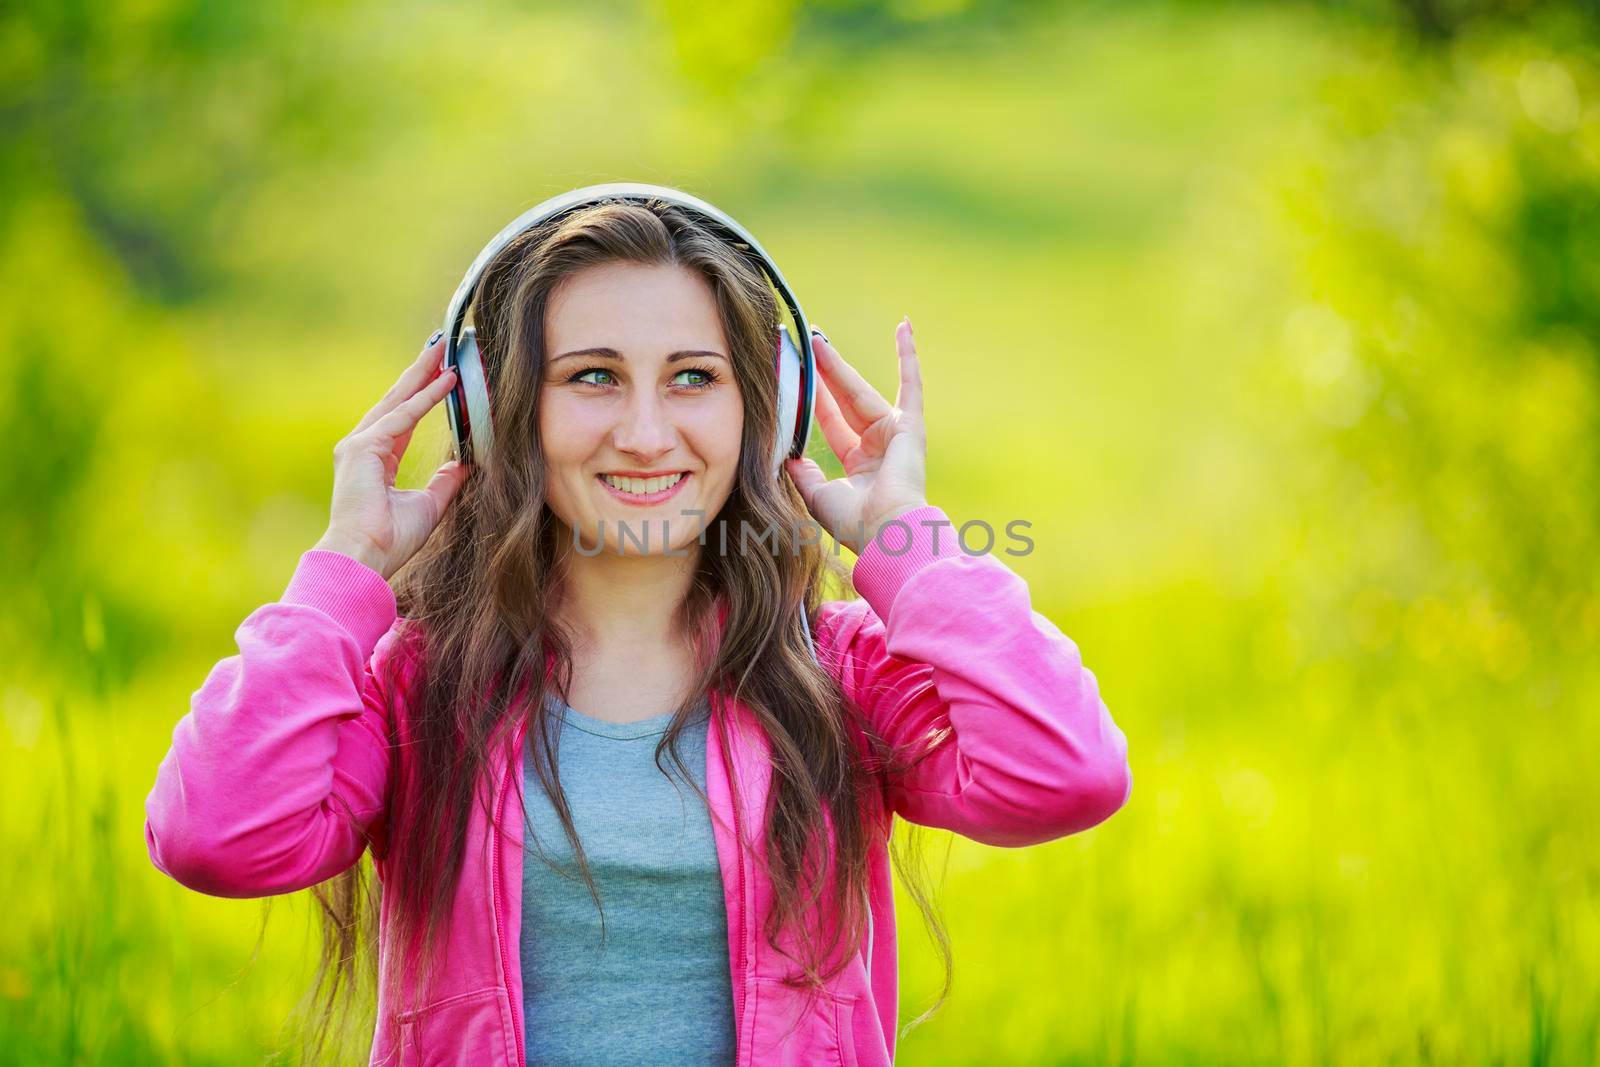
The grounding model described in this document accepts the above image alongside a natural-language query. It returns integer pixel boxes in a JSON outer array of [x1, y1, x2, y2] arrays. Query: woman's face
[[539, 260, 745, 556]]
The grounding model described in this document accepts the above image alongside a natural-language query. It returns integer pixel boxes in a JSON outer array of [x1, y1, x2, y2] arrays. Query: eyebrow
[[549, 346, 728, 365]]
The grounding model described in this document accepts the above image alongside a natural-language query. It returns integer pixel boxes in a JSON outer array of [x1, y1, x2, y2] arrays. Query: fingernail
[[810, 324, 830, 343], [426, 329, 444, 348]]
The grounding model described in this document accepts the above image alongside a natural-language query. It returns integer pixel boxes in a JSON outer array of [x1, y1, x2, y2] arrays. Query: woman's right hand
[[312, 330, 469, 581]]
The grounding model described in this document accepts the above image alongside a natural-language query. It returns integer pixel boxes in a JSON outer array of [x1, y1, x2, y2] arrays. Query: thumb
[[422, 458, 469, 516], [784, 457, 828, 508]]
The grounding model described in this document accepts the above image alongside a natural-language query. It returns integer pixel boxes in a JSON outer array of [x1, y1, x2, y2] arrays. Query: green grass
[[4, 2, 1599, 1063]]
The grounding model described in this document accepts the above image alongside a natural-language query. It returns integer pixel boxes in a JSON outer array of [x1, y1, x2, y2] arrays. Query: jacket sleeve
[[143, 549, 411, 898], [814, 504, 1132, 848]]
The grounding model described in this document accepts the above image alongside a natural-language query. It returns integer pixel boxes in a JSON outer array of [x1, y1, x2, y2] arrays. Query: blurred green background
[[4, 0, 1599, 1062]]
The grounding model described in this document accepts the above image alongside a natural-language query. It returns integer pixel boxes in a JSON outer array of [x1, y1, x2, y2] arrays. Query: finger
[[783, 457, 828, 510], [355, 330, 447, 434], [811, 351, 862, 463], [364, 362, 458, 445], [893, 317, 923, 424], [372, 360, 453, 477], [420, 458, 469, 518], [355, 332, 445, 434], [383, 423, 419, 484], [811, 330, 892, 435]]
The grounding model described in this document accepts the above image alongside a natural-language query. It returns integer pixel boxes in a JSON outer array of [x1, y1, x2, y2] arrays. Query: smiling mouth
[[594, 472, 694, 508], [599, 472, 688, 495]]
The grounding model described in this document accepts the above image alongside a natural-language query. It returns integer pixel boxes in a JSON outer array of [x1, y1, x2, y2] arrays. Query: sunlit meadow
[[3, 2, 1598, 1063]]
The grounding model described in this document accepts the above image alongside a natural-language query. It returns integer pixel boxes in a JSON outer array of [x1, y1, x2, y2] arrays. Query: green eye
[[567, 366, 718, 388], [675, 367, 719, 389]]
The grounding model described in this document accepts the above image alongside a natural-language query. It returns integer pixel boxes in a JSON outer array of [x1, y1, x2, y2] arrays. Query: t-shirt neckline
[[544, 694, 708, 740]]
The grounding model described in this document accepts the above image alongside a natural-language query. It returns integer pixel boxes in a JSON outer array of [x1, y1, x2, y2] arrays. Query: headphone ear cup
[[456, 326, 495, 465], [772, 323, 804, 475]]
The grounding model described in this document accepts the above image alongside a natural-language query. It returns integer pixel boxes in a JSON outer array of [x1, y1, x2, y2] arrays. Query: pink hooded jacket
[[144, 504, 1132, 1066]]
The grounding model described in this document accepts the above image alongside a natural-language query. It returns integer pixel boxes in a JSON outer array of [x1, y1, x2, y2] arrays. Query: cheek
[[538, 396, 608, 468], [705, 396, 745, 470], [718, 386, 745, 452]]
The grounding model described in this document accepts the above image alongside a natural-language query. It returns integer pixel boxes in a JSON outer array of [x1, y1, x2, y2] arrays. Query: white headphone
[[437, 183, 822, 659], [439, 182, 816, 475]]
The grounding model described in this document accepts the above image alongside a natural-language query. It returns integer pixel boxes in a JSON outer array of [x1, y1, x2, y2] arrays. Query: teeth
[[602, 473, 684, 495]]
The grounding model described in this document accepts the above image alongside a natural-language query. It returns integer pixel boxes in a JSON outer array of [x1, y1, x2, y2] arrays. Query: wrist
[[312, 532, 386, 578], [850, 503, 963, 620], [862, 500, 929, 551]]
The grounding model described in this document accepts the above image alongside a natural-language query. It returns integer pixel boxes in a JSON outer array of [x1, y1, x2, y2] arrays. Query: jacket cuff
[[851, 504, 966, 622], [281, 549, 398, 658]]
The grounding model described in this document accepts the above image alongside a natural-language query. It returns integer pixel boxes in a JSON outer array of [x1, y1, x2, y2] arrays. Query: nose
[[611, 387, 678, 463]]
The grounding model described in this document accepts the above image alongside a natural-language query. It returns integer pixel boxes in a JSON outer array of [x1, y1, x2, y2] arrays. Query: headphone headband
[[440, 182, 816, 470]]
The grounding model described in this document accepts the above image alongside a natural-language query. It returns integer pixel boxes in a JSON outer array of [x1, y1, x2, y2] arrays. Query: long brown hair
[[282, 198, 953, 1062]]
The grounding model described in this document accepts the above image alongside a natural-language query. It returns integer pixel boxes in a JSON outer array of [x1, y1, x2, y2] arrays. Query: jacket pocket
[[748, 976, 862, 1067], [372, 987, 509, 1066]]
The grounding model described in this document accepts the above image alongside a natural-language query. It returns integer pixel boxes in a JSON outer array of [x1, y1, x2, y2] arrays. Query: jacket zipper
[[499, 703, 744, 1063], [720, 695, 750, 1065], [492, 719, 528, 1063]]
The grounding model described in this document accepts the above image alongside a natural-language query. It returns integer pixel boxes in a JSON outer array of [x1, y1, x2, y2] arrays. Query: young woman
[[144, 197, 1133, 1066]]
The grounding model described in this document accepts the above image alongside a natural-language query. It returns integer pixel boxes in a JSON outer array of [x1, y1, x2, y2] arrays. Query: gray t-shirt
[[519, 695, 736, 1066]]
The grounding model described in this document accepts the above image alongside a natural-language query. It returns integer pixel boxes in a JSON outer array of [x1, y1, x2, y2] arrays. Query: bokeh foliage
[[3, 0, 1598, 1063]]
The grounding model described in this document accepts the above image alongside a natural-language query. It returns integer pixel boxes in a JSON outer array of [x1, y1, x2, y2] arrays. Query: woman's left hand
[[784, 317, 929, 556]]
